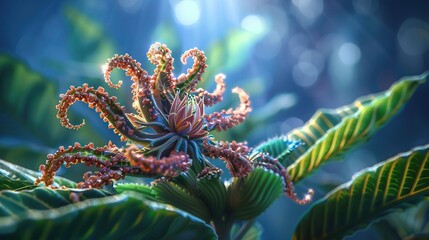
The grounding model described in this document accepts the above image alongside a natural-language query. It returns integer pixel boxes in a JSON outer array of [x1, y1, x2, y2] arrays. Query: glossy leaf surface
[[287, 73, 427, 183], [0, 159, 76, 190], [294, 144, 429, 240], [0, 188, 216, 239], [153, 180, 212, 222]]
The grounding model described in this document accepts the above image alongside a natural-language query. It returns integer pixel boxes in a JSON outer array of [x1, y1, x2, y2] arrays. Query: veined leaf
[[228, 168, 284, 220], [0, 188, 111, 216], [172, 169, 201, 196], [114, 183, 157, 201], [152, 180, 212, 223], [0, 159, 76, 190], [0, 188, 216, 239], [286, 92, 384, 163], [0, 175, 36, 192], [252, 137, 302, 168], [197, 177, 227, 220], [293, 144, 429, 240], [287, 73, 428, 182], [116, 177, 227, 223]]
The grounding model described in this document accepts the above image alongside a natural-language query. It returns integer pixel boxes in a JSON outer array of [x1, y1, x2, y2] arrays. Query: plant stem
[[214, 218, 233, 240], [233, 219, 255, 240]]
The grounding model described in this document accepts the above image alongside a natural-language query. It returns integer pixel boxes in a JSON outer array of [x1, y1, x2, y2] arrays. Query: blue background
[[1, 0, 428, 239]]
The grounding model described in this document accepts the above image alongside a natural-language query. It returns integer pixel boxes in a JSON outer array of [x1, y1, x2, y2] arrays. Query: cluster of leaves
[[1, 64, 428, 239]]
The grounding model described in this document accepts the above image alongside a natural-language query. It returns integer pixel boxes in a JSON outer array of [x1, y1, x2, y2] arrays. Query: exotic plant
[[0, 43, 428, 240]]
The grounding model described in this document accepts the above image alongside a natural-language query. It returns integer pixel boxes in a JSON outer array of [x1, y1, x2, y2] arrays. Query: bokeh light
[[338, 42, 361, 65], [397, 18, 429, 56], [292, 0, 324, 25], [0, 1, 428, 239], [293, 61, 319, 87], [173, 0, 201, 26], [241, 15, 267, 34]]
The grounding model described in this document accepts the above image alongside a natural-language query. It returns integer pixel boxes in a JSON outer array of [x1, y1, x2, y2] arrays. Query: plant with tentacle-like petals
[[0, 43, 423, 239], [35, 43, 311, 205]]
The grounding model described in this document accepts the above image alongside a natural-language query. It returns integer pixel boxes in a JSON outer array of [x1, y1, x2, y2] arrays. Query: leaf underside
[[294, 144, 429, 240], [287, 73, 427, 183]]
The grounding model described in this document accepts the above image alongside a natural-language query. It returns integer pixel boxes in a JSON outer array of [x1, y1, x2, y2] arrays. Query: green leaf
[[197, 177, 227, 220], [0, 188, 111, 214], [0, 159, 76, 190], [114, 183, 157, 201], [293, 144, 429, 240], [228, 168, 284, 220], [152, 180, 212, 223], [0, 188, 217, 239], [287, 72, 428, 183], [0, 175, 36, 192], [252, 137, 302, 168], [116, 175, 227, 223], [286, 92, 385, 163]]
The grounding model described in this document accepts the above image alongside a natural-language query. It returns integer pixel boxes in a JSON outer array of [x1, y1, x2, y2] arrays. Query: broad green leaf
[[0, 159, 76, 190], [286, 92, 384, 163], [0, 188, 111, 215], [252, 137, 302, 168], [0, 188, 216, 239], [293, 144, 429, 240], [228, 167, 283, 220], [287, 73, 428, 183], [0, 175, 36, 192], [152, 180, 212, 223]]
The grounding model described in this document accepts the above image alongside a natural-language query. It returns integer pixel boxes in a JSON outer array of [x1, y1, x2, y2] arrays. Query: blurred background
[[0, 0, 428, 239]]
